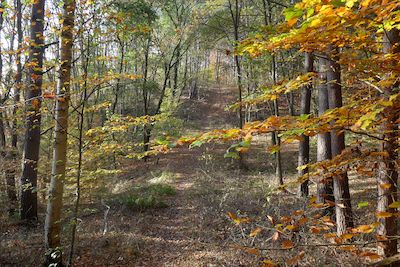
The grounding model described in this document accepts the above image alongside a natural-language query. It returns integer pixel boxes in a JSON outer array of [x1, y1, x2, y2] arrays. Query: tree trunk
[[298, 52, 313, 197], [376, 28, 400, 257], [20, 0, 45, 221], [327, 46, 353, 235], [142, 36, 151, 154], [229, 0, 244, 129], [172, 44, 180, 97], [13, 0, 23, 148], [45, 0, 75, 265], [316, 57, 334, 205]]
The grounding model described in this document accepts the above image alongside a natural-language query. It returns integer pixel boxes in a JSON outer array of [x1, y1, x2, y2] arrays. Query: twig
[[102, 199, 111, 236]]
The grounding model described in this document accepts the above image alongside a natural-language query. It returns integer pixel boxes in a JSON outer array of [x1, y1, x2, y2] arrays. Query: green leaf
[[224, 151, 240, 159], [331, 0, 346, 7], [298, 114, 311, 121], [306, 8, 315, 18], [357, 202, 369, 208], [190, 140, 204, 148], [284, 7, 303, 21]]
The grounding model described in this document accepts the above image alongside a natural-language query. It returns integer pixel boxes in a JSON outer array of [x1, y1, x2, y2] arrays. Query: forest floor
[[1, 85, 378, 266]]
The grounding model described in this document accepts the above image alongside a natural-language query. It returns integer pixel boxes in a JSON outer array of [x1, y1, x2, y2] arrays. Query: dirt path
[[128, 86, 249, 266], [73, 85, 258, 266]]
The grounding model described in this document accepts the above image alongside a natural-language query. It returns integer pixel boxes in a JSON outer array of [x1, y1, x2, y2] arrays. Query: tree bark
[[20, 0, 45, 221], [376, 28, 400, 257], [45, 0, 75, 265], [316, 57, 334, 205], [327, 46, 353, 235], [298, 52, 313, 197]]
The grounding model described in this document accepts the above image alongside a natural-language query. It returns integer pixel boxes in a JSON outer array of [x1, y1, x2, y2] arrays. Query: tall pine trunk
[[376, 28, 400, 257], [45, 0, 75, 264], [20, 0, 45, 221]]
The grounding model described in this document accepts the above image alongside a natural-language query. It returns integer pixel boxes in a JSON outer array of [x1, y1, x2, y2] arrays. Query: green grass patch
[[118, 183, 176, 211]]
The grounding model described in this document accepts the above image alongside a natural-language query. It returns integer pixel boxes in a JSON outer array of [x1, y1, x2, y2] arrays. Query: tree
[[326, 46, 353, 235], [228, 0, 244, 129], [297, 52, 313, 197], [45, 0, 76, 265], [376, 27, 400, 257], [316, 57, 333, 206], [20, 0, 46, 221]]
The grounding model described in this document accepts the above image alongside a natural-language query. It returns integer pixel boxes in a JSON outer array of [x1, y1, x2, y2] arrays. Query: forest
[[0, 0, 400, 266]]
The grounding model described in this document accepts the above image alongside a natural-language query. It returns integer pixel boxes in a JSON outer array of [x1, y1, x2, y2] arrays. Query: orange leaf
[[31, 99, 40, 109], [339, 245, 358, 252], [262, 260, 276, 267], [287, 17, 298, 27], [376, 211, 393, 218], [379, 183, 392, 189], [298, 217, 308, 225], [244, 247, 260, 256], [359, 251, 382, 261], [310, 226, 321, 234], [287, 251, 305, 266], [281, 240, 295, 249], [43, 91, 55, 99]]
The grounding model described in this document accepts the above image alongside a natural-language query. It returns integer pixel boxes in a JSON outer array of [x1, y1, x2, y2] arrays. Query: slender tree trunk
[[68, 40, 88, 267], [20, 0, 45, 221], [376, 28, 400, 257], [172, 44, 180, 97], [327, 46, 353, 235], [45, 1, 75, 265], [298, 52, 313, 197], [229, 0, 244, 129], [143, 36, 151, 154], [316, 57, 334, 205], [112, 39, 124, 114], [272, 56, 283, 185], [12, 0, 22, 148]]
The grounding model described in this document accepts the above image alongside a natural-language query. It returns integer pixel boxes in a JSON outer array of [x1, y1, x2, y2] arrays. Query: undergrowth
[[117, 183, 176, 211]]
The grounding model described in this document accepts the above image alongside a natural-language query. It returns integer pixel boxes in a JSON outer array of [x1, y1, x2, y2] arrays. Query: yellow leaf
[[388, 201, 400, 208], [310, 18, 321, 27], [353, 224, 374, 234], [324, 233, 337, 239], [250, 227, 262, 237], [346, 0, 357, 8], [285, 225, 297, 231], [341, 233, 354, 240], [227, 212, 251, 225], [262, 260, 276, 267]]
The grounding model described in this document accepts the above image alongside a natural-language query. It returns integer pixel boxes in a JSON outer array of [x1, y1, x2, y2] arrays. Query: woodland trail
[[130, 86, 240, 266], [71, 85, 260, 266]]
